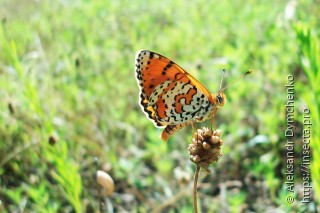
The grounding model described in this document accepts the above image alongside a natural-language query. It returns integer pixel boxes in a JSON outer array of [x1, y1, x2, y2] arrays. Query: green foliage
[[228, 190, 247, 213], [0, 0, 319, 211], [26, 183, 60, 213], [0, 19, 82, 212], [295, 22, 320, 203]]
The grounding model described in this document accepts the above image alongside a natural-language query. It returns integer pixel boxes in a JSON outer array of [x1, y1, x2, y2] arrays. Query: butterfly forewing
[[135, 50, 215, 128]]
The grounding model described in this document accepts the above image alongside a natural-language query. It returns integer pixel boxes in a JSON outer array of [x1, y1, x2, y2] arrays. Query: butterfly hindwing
[[155, 81, 210, 125]]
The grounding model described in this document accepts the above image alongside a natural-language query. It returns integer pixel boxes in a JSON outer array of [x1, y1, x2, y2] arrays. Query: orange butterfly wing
[[135, 50, 215, 131]]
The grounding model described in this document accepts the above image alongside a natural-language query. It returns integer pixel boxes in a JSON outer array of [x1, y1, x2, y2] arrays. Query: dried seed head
[[48, 133, 59, 145], [214, 129, 222, 137], [97, 170, 115, 196], [203, 128, 213, 137], [210, 136, 220, 144], [191, 155, 201, 163], [202, 142, 211, 150], [188, 127, 223, 170], [194, 132, 203, 141], [219, 139, 224, 146]]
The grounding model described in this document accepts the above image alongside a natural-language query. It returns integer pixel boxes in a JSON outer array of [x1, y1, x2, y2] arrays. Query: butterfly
[[135, 50, 251, 141]]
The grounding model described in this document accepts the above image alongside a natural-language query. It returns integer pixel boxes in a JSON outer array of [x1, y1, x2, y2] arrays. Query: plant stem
[[193, 165, 200, 213]]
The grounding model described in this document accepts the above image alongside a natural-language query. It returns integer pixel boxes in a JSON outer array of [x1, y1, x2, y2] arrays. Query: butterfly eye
[[217, 94, 223, 104]]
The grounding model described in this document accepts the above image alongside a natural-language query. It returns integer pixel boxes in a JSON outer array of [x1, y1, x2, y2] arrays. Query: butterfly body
[[135, 50, 225, 141]]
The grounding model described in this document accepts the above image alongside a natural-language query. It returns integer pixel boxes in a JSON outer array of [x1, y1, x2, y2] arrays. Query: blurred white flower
[[284, 0, 297, 21]]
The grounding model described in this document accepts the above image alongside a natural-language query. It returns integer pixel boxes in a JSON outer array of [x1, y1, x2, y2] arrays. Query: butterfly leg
[[210, 108, 219, 130], [211, 117, 217, 130], [191, 122, 195, 136], [191, 120, 199, 142]]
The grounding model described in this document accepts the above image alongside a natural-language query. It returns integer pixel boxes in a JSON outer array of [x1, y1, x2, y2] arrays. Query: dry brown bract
[[188, 127, 223, 171]]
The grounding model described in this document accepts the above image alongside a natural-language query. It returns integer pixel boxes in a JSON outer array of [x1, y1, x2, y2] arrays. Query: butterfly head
[[214, 92, 226, 107]]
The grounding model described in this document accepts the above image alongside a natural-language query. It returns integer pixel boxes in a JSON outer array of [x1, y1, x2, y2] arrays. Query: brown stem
[[94, 157, 103, 212], [193, 165, 200, 213]]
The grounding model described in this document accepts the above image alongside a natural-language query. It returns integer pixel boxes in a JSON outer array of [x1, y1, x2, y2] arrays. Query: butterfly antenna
[[220, 69, 252, 92], [219, 69, 226, 90]]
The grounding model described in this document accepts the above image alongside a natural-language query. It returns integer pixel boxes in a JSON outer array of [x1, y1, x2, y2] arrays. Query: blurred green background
[[1, 0, 319, 212]]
